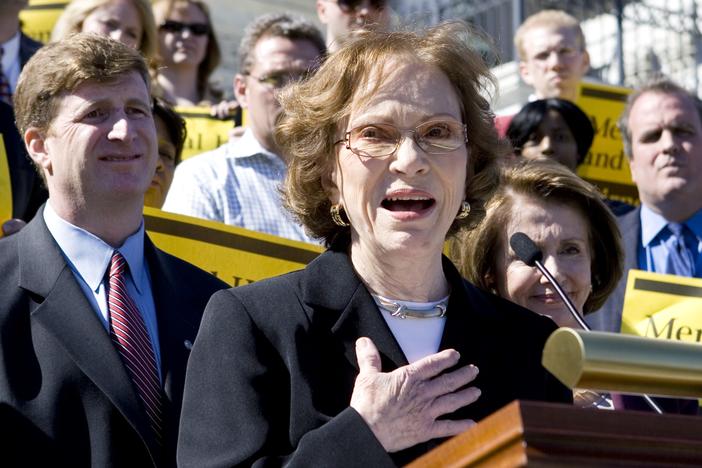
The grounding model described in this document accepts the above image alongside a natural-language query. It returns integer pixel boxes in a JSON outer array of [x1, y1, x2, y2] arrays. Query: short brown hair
[[618, 76, 702, 158], [238, 12, 325, 76], [51, 0, 158, 62], [276, 21, 505, 246], [452, 159, 623, 314], [152, 0, 222, 101], [514, 9, 586, 61], [15, 33, 150, 139]]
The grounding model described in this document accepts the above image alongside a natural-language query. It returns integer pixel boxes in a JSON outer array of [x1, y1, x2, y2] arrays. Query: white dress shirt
[[163, 129, 314, 243], [43, 202, 162, 379]]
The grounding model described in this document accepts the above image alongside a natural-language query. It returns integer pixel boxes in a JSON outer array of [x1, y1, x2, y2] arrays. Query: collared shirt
[[1, 31, 21, 92], [43, 202, 162, 379], [638, 204, 702, 276], [163, 129, 314, 243]]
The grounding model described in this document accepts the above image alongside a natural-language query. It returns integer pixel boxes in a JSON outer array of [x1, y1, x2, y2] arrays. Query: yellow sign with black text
[[144, 207, 322, 286], [621, 270, 702, 344], [175, 106, 234, 161], [0, 136, 12, 224], [20, 0, 68, 44], [576, 81, 638, 206]]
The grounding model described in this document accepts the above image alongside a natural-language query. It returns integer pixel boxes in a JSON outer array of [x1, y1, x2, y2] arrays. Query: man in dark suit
[[0, 33, 226, 466], [588, 78, 702, 332], [587, 78, 702, 414]]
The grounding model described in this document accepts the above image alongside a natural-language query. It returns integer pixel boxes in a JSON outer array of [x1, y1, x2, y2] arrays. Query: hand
[[1, 218, 26, 237], [210, 99, 240, 119], [350, 337, 480, 453]]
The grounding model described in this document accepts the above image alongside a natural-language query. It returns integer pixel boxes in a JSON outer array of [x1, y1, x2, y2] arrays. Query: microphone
[[509, 232, 663, 414]]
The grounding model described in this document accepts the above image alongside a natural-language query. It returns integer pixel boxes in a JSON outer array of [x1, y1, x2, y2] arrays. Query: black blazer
[[19, 32, 42, 67], [587, 207, 640, 332], [0, 209, 227, 467], [178, 246, 572, 467], [1, 100, 47, 221]]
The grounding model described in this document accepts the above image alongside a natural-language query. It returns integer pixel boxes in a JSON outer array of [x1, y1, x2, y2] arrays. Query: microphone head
[[509, 232, 543, 267]]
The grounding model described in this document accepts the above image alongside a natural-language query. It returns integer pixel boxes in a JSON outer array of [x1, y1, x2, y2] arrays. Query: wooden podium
[[408, 400, 702, 467]]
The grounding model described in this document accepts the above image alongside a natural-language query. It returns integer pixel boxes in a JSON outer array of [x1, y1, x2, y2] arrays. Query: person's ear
[[233, 74, 248, 109], [316, 0, 329, 24], [519, 60, 534, 87], [24, 127, 52, 176], [579, 50, 591, 77], [322, 160, 342, 205]]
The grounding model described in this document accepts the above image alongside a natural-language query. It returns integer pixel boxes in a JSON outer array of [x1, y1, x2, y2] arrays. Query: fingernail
[[356, 337, 367, 349]]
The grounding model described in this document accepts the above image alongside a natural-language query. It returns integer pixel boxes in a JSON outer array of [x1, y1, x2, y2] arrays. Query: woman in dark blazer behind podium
[[178, 22, 572, 468]]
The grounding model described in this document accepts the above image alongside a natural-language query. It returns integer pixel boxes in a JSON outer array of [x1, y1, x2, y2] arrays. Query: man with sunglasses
[[316, 0, 391, 52], [164, 13, 325, 243]]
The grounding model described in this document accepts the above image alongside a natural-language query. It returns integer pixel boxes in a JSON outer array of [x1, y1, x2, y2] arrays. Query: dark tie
[[665, 223, 696, 277], [0, 47, 12, 106], [107, 251, 162, 441]]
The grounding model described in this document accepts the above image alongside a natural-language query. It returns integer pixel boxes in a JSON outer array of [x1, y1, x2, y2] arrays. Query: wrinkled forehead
[[346, 56, 463, 124], [524, 26, 583, 53]]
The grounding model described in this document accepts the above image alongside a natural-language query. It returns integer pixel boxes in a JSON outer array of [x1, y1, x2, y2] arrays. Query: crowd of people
[[1, 0, 701, 466]]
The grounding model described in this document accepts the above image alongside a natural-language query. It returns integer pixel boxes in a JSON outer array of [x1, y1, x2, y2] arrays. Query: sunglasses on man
[[159, 19, 210, 36], [329, 0, 387, 13]]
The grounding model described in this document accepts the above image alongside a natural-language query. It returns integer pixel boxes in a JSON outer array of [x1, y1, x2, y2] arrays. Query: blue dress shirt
[[638, 205, 702, 276], [43, 202, 162, 380]]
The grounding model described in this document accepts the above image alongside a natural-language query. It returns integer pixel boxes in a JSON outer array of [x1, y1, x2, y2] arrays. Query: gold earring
[[455, 201, 471, 220], [330, 204, 350, 227]]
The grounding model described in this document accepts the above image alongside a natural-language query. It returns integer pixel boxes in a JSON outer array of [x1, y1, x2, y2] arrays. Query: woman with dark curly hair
[[507, 98, 594, 171], [178, 22, 571, 467]]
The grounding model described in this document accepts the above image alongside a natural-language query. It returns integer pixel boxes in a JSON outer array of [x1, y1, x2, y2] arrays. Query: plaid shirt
[[163, 130, 314, 243]]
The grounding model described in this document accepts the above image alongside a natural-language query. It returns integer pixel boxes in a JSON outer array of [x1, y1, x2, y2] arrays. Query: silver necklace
[[373, 295, 449, 319]]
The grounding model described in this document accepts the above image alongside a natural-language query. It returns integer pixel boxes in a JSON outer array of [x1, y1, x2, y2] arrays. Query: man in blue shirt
[[587, 78, 702, 414], [588, 78, 702, 332], [0, 33, 225, 466]]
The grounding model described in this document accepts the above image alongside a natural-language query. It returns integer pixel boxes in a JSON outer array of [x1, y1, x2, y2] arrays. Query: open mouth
[[99, 155, 140, 162], [381, 196, 435, 212]]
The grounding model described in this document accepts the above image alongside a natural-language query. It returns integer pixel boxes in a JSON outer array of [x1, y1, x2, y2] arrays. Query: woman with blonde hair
[[151, 0, 222, 106], [51, 0, 157, 61]]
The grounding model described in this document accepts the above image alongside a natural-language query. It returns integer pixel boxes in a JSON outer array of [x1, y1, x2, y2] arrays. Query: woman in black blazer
[[178, 21, 572, 467]]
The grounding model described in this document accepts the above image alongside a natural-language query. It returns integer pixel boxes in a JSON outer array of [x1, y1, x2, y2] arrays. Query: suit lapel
[[145, 238, 199, 404], [301, 249, 407, 372], [18, 212, 158, 454]]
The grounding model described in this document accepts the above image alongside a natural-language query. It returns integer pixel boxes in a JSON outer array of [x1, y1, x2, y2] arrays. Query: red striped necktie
[[107, 251, 163, 442], [0, 47, 12, 106]]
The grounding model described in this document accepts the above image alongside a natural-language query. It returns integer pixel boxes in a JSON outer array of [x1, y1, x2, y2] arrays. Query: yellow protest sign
[[175, 106, 235, 160], [143, 207, 322, 286], [576, 81, 638, 206], [0, 136, 12, 223], [20, 0, 68, 44], [621, 270, 702, 343]]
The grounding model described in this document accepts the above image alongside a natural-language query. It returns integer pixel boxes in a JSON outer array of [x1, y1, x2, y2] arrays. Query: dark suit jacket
[[1, 100, 47, 221], [19, 32, 42, 67], [178, 246, 572, 467], [2, 33, 47, 221], [587, 207, 640, 332], [586, 207, 699, 414], [0, 209, 226, 467]]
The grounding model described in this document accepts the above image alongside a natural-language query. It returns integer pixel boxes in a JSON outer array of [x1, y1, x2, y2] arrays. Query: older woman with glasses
[[152, 0, 221, 106], [178, 22, 571, 467]]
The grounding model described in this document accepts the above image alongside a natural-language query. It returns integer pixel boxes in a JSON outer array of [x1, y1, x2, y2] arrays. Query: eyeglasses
[[159, 20, 210, 36], [336, 120, 468, 158], [328, 0, 387, 13], [249, 71, 311, 89]]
